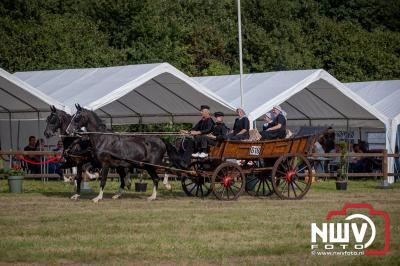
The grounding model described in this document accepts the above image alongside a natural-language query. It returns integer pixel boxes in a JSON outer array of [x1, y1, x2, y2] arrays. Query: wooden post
[[383, 149, 388, 183]]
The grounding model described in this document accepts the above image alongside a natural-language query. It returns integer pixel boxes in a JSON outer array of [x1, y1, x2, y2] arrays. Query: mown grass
[[0, 179, 399, 265]]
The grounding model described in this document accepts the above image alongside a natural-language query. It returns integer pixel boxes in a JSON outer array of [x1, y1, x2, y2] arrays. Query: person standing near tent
[[228, 108, 250, 140], [24, 136, 40, 173], [261, 105, 286, 140], [181, 105, 215, 158]]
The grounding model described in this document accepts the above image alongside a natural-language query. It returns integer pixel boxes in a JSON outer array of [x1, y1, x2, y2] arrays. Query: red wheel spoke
[[262, 180, 265, 195], [293, 180, 304, 193], [229, 187, 238, 197], [188, 184, 196, 194], [277, 170, 286, 176], [265, 180, 272, 192], [184, 181, 194, 187], [291, 183, 297, 197], [280, 181, 288, 192], [256, 180, 262, 194]]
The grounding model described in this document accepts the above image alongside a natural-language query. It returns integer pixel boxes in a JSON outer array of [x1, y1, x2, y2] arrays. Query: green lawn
[[0, 179, 399, 265]]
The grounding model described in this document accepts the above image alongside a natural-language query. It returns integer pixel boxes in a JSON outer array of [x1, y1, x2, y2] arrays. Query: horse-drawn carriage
[[179, 135, 316, 201], [46, 105, 317, 202]]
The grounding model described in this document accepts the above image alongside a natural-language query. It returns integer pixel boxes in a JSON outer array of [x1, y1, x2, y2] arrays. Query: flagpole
[[237, 0, 244, 108]]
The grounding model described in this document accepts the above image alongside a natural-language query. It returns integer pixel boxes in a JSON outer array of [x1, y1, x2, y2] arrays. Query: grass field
[[0, 178, 399, 265]]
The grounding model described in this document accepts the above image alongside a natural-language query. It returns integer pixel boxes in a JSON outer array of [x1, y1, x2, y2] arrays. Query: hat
[[265, 112, 272, 119], [273, 105, 282, 112], [214, 111, 224, 117], [200, 105, 210, 111]]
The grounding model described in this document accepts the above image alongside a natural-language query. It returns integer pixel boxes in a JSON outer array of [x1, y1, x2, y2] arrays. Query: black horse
[[44, 105, 130, 200], [66, 105, 172, 201]]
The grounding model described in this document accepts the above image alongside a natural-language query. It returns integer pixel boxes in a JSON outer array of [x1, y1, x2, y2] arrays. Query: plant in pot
[[336, 141, 348, 190], [135, 171, 148, 192], [6, 164, 25, 193]]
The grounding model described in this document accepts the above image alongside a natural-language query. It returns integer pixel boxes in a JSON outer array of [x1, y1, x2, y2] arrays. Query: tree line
[[0, 0, 399, 82]]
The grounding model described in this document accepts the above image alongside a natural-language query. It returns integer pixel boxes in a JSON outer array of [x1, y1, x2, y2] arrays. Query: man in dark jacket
[[207, 111, 229, 146], [181, 105, 214, 158]]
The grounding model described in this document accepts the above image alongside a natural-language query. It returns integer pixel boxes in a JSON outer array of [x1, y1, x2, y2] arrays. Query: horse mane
[[57, 109, 72, 124], [83, 108, 107, 131]]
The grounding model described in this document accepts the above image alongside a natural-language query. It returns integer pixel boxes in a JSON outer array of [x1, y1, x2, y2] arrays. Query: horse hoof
[[164, 184, 172, 191], [92, 197, 101, 203], [147, 196, 156, 201], [70, 194, 80, 200], [112, 194, 122, 200]]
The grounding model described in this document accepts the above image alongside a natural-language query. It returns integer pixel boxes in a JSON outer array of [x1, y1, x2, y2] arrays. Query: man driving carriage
[[180, 105, 214, 158], [180, 106, 229, 159]]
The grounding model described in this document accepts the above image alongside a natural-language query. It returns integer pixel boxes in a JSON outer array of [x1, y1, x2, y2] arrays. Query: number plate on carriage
[[249, 146, 261, 156]]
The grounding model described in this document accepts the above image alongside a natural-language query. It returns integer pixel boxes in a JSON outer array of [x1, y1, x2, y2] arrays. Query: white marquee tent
[[347, 80, 400, 159], [0, 68, 69, 149], [14, 63, 236, 125], [194, 69, 387, 129], [194, 71, 397, 182]]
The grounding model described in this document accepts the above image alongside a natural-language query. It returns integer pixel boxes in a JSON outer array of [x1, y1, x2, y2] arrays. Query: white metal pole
[[237, 0, 244, 108]]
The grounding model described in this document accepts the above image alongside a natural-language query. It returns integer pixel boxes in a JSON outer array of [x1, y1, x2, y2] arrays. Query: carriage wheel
[[245, 173, 274, 197], [211, 162, 245, 200], [181, 162, 212, 198], [271, 153, 312, 200]]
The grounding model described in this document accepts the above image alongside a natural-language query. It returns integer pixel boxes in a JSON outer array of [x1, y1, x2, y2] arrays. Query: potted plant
[[6, 164, 25, 193], [135, 171, 147, 192], [336, 141, 348, 190]]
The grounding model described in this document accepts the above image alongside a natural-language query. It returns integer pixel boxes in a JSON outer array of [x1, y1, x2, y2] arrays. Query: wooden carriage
[[180, 135, 317, 201]]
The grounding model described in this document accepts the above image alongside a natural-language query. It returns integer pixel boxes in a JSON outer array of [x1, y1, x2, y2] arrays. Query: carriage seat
[[246, 129, 293, 141]]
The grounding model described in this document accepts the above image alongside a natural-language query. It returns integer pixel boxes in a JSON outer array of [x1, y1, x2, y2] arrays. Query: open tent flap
[[0, 120, 59, 150], [0, 68, 68, 150], [0, 68, 67, 118]]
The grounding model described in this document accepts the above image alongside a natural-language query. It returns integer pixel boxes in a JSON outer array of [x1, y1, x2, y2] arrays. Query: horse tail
[[162, 140, 187, 169]]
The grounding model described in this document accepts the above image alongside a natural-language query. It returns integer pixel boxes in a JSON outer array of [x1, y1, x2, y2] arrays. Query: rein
[[60, 132, 188, 137]]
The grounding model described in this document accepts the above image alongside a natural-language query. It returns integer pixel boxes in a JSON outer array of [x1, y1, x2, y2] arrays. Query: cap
[[214, 111, 224, 117], [200, 105, 210, 111]]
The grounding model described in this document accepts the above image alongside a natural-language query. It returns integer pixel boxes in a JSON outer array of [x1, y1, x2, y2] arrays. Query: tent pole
[[237, 0, 244, 108], [8, 112, 13, 149], [17, 120, 20, 150], [37, 112, 40, 141]]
